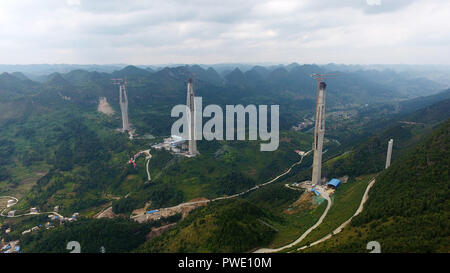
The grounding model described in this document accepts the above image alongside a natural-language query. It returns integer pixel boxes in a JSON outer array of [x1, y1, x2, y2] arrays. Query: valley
[[0, 63, 449, 253]]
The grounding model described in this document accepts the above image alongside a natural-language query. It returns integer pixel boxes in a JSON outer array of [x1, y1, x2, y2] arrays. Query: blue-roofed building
[[327, 178, 341, 189], [311, 189, 321, 196], [146, 209, 160, 214]]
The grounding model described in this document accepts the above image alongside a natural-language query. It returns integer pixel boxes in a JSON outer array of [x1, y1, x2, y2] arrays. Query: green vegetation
[[19, 214, 182, 253], [21, 218, 150, 253], [303, 119, 450, 253], [1, 65, 449, 253], [245, 183, 327, 248], [267, 202, 327, 249], [299, 175, 374, 245], [135, 183, 327, 253], [142, 130, 312, 203], [321, 99, 450, 179], [112, 197, 140, 215], [136, 198, 280, 253]]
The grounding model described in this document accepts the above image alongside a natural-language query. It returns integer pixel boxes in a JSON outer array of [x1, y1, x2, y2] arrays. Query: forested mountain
[[136, 198, 280, 253], [0, 72, 38, 101], [304, 119, 450, 253], [0, 63, 448, 253], [322, 98, 450, 178]]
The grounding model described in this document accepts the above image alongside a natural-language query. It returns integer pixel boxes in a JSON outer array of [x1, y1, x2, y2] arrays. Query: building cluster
[[292, 120, 313, 131], [291, 176, 348, 198], [328, 110, 357, 120], [20, 212, 79, 236], [145, 209, 161, 220], [1, 240, 20, 254], [30, 207, 38, 214], [150, 79, 199, 157], [152, 135, 187, 153], [151, 135, 197, 157]]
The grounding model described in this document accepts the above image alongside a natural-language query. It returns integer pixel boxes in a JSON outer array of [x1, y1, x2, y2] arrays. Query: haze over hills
[[0, 62, 449, 254], [1, 0, 449, 260]]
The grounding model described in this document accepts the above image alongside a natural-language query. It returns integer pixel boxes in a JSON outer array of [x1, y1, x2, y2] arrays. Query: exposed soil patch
[[146, 223, 177, 240], [284, 192, 314, 214], [244, 167, 257, 177], [94, 203, 118, 219], [98, 97, 115, 115]]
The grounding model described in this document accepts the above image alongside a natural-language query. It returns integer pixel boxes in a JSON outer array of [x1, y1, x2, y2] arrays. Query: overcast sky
[[0, 0, 449, 65]]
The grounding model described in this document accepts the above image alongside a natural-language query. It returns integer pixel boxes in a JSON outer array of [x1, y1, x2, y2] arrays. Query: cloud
[[0, 0, 448, 64], [366, 0, 381, 6], [66, 0, 81, 7]]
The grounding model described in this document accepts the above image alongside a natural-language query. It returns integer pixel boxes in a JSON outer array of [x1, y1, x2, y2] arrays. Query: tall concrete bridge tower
[[385, 139, 394, 169], [186, 78, 197, 155], [311, 81, 327, 186], [112, 78, 130, 132], [310, 73, 339, 185]]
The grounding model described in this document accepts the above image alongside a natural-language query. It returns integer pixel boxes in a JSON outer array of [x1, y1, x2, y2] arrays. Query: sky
[[0, 0, 449, 65]]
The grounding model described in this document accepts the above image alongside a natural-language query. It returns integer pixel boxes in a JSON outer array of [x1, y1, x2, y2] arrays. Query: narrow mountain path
[[131, 150, 312, 219], [295, 178, 376, 251], [188, 149, 311, 203]]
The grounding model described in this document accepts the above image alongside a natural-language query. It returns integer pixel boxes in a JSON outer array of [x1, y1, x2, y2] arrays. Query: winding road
[[254, 177, 377, 253], [141, 149, 152, 182], [130, 150, 312, 220], [185, 150, 311, 204], [295, 177, 376, 251], [0, 196, 65, 219], [254, 187, 332, 253], [3, 149, 311, 226], [0, 196, 18, 217]]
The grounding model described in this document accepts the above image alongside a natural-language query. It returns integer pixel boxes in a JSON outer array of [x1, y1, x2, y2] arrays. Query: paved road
[[187, 150, 310, 204], [145, 156, 152, 181], [0, 195, 64, 219], [131, 150, 312, 220], [177, 150, 311, 206], [284, 184, 303, 191], [0, 196, 18, 216], [295, 178, 376, 251], [95, 206, 114, 219], [254, 187, 332, 253], [141, 149, 152, 182]]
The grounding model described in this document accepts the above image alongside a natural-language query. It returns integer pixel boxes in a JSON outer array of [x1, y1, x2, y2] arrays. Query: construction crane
[[311, 73, 340, 85]]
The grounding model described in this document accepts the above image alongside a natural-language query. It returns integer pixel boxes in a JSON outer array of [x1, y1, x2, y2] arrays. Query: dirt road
[[254, 187, 332, 253], [295, 178, 376, 251]]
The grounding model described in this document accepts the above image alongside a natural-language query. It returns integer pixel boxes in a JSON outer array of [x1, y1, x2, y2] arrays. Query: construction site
[[151, 78, 199, 157], [130, 198, 209, 223], [100, 73, 396, 253]]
